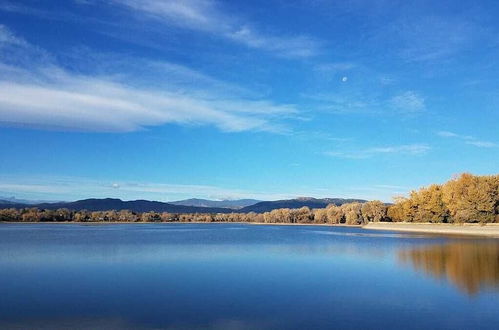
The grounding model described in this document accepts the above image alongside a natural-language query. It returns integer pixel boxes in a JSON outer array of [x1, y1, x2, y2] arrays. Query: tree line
[[0, 173, 497, 224], [0, 201, 387, 225], [388, 173, 498, 223]]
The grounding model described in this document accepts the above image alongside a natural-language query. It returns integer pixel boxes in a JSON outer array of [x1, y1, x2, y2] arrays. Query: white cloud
[[0, 175, 406, 202], [0, 24, 27, 46], [368, 144, 430, 154], [117, 0, 224, 31], [0, 176, 312, 202], [0, 73, 293, 132], [325, 144, 430, 159], [303, 92, 377, 114], [304, 90, 427, 116], [437, 131, 497, 148], [465, 140, 497, 148], [437, 131, 459, 138], [303, 63, 426, 116], [112, 0, 321, 57], [390, 91, 425, 113], [0, 26, 297, 133], [345, 184, 410, 201], [374, 15, 479, 62], [314, 62, 356, 73]]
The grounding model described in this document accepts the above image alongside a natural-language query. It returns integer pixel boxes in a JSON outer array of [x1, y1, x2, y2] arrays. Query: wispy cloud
[[314, 62, 356, 74], [437, 131, 459, 138], [346, 184, 411, 201], [465, 140, 497, 148], [304, 89, 426, 116], [325, 144, 430, 159], [0, 2, 38, 15], [0, 175, 320, 202], [0, 24, 27, 46], [437, 131, 497, 148], [0, 175, 404, 202], [0, 26, 297, 133], [0, 78, 292, 133], [373, 15, 480, 62], [390, 91, 425, 113], [399, 17, 475, 62], [302, 92, 378, 114], [292, 130, 352, 143], [111, 0, 321, 58]]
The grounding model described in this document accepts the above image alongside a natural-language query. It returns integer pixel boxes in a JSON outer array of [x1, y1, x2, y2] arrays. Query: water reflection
[[399, 242, 499, 295], [2, 224, 499, 329]]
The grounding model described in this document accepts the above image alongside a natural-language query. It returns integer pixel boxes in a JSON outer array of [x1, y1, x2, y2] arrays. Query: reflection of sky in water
[[1, 223, 498, 329]]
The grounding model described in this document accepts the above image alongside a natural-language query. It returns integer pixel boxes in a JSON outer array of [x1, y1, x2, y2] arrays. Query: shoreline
[[363, 222, 499, 238], [248, 222, 362, 228], [0, 221, 361, 227], [2, 221, 499, 237]]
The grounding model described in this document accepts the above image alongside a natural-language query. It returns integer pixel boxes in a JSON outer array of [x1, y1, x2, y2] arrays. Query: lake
[[0, 223, 498, 329]]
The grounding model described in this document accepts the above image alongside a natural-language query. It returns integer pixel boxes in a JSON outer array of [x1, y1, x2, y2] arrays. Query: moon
[[341, 76, 348, 82]]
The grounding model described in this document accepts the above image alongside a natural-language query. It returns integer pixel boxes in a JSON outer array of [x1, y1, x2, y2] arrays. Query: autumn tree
[[313, 208, 328, 223], [21, 208, 42, 222], [0, 208, 20, 221], [291, 207, 313, 223], [74, 210, 90, 222], [341, 203, 364, 225], [326, 205, 343, 224], [442, 173, 499, 223], [361, 201, 387, 223], [411, 185, 448, 223]]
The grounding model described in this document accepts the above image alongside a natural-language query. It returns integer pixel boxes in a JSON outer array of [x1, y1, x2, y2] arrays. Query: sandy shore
[[363, 222, 499, 238], [248, 222, 361, 227]]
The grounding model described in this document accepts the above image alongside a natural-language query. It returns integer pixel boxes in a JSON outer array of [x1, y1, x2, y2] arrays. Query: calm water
[[0, 223, 498, 329]]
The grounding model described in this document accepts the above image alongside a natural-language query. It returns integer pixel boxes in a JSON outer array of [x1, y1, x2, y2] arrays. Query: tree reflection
[[399, 242, 499, 295]]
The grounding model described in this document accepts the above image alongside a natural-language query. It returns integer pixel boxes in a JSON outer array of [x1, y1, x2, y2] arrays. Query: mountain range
[[238, 197, 367, 213], [169, 198, 261, 209], [0, 197, 367, 214], [0, 196, 62, 205]]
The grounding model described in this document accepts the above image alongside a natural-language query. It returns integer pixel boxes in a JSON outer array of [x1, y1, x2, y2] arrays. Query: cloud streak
[[325, 144, 430, 159], [0, 176, 320, 202], [437, 131, 497, 148], [0, 25, 297, 133], [304, 89, 425, 116], [0, 24, 27, 46], [111, 0, 321, 58], [0, 76, 293, 133], [371, 14, 480, 63], [390, 91, 425, 113], [0, 175, 403, 202]]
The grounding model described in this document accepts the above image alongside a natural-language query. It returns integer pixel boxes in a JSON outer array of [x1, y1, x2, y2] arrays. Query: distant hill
[[239, 197, 367, 213], [170, 198, 261, 209], [0, 198, 233, 213], [0, 196, 62, 205], [0, 197, 367, 214]]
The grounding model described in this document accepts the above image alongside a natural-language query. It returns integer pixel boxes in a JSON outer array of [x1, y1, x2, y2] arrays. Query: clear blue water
[[0, 223, 498, 329]]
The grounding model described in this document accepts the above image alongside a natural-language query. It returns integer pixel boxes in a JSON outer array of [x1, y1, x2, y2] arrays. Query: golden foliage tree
[[361, 200, 387, 222], [341, 202, 364, 225], [442, 173, 499, 223], [326, 205, 343, 224]]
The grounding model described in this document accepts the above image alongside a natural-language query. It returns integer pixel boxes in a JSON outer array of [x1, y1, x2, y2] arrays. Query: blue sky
[[0, 0, 498, 202]]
